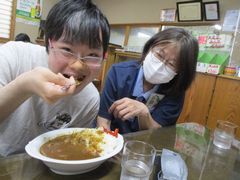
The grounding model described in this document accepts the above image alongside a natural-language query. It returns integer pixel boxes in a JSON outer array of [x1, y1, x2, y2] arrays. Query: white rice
[[74, 128, 118, 157], [100, 133, 118, 156]]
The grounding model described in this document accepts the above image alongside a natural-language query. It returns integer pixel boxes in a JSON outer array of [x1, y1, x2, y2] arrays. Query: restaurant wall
[[93, 0, 240, 24], [13, 0, 240, 42], [14, 0, 59, 43]]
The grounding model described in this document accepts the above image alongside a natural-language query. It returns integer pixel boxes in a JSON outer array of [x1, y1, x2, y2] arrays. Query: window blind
[[0, 0, 13, 39]]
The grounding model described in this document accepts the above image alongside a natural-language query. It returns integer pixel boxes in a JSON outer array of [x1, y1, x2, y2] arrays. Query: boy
[[0, 0, 110, 156]]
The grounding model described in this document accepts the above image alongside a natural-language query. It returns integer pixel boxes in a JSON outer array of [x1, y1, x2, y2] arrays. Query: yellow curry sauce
[[40, 129, 105, 160]]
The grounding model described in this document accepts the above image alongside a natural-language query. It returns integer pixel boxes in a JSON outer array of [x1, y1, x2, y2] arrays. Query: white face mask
[[159, 148, 188, 180], [143, 51, 177, 84]]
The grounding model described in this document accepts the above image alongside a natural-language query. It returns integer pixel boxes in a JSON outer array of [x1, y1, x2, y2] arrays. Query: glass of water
[[120, 140, 156, 180], [213, 120, 238, 149]]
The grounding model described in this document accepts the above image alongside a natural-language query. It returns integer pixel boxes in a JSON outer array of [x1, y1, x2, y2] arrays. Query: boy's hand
[[17, 67, 76, 103]]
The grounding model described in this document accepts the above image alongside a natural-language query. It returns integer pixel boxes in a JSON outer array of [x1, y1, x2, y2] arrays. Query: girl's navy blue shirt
[[98, 60, 184, 134]]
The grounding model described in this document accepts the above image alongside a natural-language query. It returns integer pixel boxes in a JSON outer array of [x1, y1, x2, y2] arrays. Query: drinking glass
[[120, 140, 156, 180], [213, 120, 238, 149]]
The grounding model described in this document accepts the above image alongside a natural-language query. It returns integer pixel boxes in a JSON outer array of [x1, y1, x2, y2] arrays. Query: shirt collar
[[132, 67, 159, 100]]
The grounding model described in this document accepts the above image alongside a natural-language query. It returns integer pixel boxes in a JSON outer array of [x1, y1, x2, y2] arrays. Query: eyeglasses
[[152, 48, 177, 72], [50, 48, 103, 65]]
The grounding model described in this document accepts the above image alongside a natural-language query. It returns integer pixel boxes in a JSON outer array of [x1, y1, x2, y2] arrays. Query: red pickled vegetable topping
[[103, 128, 119, 137]]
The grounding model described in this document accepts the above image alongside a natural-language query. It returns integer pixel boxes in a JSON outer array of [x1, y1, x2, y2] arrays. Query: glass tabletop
[[0, 123, 240, 180]]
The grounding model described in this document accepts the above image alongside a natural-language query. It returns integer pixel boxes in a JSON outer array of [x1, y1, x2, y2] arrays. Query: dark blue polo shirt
[[99, 60, 184, 134]]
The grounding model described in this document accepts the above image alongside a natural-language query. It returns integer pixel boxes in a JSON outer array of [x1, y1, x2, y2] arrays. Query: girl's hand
[[109, 97, 149, 121]]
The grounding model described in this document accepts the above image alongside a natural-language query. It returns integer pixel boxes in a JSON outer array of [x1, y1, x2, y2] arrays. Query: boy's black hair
[[45, 0, 110, 55], [141, 28, 199, 96], [15, 33, 31, 42]]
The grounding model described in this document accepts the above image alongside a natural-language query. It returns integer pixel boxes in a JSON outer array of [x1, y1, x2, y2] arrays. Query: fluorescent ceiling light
[[214, 24, 222, 31], [137, 32, 151, 38]]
